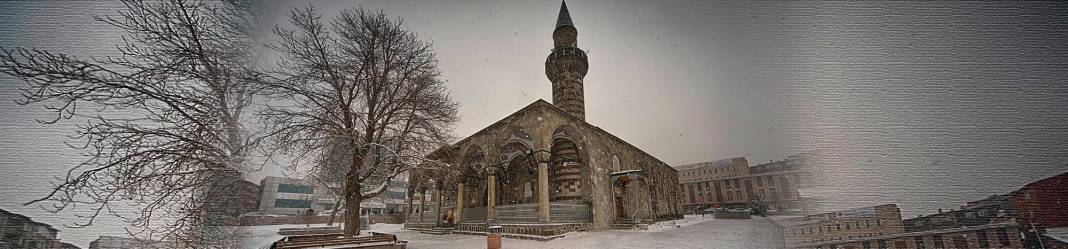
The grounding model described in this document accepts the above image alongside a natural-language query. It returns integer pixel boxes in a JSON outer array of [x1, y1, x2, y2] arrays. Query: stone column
[[418, 190, 426, 222], [455, 184, 465, 223], [434, 188, 443, 225], [404, 196, 412, 214], [487, 172, 497, 223], [538, 161, 550, 222]]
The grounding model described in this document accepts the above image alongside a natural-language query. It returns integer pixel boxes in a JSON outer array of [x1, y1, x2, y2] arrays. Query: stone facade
[[403, 1, 682, 237], [677, 154, 810, 213], [794, 221, 1023, 249], [780, 204, 907, 248]]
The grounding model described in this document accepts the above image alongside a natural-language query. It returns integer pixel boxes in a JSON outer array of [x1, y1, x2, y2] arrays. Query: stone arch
[[497, 129, 539, 205], [459, 145, 487, 208], [611, 155, 621, 172], [550, 125, 584, 201]]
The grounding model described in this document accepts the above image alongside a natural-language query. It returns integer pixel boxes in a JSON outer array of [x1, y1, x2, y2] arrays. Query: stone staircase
[[493, 203, 593, 223], [495, 203, 540, 223], [610, 218, 640, 230], [421, 226, 454, 235]]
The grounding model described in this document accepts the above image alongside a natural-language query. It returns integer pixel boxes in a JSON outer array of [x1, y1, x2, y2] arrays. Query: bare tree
[[0, 0, 263, 247], [262, 6, 458, 237], [313, 138, 352, 226]]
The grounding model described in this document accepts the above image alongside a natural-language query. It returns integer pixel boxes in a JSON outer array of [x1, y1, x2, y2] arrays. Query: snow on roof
[[609, 169, 643, 176], [1045, 228, 1068, 244]]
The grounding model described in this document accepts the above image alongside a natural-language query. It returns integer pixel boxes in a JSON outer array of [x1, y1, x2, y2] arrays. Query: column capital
[[532, 149, 552, 163]]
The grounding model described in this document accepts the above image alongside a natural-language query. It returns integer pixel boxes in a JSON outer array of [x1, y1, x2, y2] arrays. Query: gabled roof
[[451, 99, 676, 172]]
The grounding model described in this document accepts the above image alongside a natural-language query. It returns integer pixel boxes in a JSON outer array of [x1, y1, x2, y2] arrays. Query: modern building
[[360, 173, 408, 215], [1006, 171, 1068, 248], [779, 204, 907, 248], [905, 171, 1068, 248], [676, 154, 810, 213], [87, 236, 173, 249], [258, 176, 319, 215], [797, 220, 1023, 249], [903, 195, 1015, 233], [0, 208, 63, 249], [404, 1, 683, 237]]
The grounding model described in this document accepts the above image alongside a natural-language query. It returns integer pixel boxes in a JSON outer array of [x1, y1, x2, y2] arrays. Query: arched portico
[[550, 126, 585, 202]]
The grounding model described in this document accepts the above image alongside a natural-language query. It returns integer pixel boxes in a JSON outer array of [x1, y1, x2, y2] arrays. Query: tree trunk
[[343, 138, 364, 237], [343, 193, 362, 237], [326, 198, 342, 226]]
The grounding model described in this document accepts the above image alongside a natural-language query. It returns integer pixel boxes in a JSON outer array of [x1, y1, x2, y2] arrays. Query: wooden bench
[[273, 232, 400, 249]]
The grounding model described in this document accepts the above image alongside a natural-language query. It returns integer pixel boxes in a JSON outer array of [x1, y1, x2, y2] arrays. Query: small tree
[[0, 0, 264, 247], [749, 193, 770, 217], [262, 6, 458, 237]]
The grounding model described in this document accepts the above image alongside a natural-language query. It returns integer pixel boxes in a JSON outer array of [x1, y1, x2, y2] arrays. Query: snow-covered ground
[[401, 215, 784, 249], [236, 215, 785, 249], [235, 223, 405, 249]]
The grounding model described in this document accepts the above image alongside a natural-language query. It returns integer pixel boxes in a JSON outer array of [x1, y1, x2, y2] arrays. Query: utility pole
[[1030, 210, 1046, 249]]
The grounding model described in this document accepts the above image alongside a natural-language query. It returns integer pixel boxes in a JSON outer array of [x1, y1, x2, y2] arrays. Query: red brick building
[[1009, 172, 1068, 248]]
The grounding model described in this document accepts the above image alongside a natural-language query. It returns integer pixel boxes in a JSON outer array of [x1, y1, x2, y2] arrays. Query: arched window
[[611, 155, 621, 172]]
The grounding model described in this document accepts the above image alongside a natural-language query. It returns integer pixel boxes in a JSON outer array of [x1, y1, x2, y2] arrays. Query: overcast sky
[[2, 1, 1067, 247]]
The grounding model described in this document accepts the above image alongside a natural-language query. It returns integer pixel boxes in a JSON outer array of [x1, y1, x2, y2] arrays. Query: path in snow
[[398, 215, 785, 249]]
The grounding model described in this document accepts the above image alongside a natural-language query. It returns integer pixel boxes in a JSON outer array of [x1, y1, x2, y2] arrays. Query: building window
[[915, 236, 926, 249], [727, 191, 733, 201], [767, 176, 775, 186], [756, 177, 763, 187], [277, 183, 314, 194], [976, 229, 989, 247], [932, 234, 944, 249], [876, 218, 881, 226], [877, 240, 887, 249], [866, 219, 871, 227], [894, 240, 907, 249], [274, 199, 312, 208], [733, 179, 740, 188], [846, 223, 851, 229], [837, 223, 841, 231], [997, 227, 1010, 246], [862, 241, 871, 249]]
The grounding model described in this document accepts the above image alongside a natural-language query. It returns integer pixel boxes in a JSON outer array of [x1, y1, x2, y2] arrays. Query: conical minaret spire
[[546, 1, 588, 120], [556, 1, 574, 29]]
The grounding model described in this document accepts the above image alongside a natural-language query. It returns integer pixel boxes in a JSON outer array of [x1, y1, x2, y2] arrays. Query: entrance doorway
[[615, 196, 624, 218]]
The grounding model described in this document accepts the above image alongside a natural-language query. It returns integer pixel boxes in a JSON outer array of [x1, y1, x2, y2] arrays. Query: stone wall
[[409, 100, 682, 233]]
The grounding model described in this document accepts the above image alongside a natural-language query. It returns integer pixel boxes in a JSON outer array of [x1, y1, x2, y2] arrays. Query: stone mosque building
[[404, 1, 683, 236]]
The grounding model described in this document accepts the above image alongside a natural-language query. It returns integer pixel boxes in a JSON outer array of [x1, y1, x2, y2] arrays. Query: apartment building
[[675, 154, 810, 213]]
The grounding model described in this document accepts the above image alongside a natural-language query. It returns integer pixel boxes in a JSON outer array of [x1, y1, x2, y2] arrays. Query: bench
[[273, 232, 400, 249]]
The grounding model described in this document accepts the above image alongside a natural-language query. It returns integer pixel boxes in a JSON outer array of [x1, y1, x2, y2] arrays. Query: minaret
[[545, 0, 589, 120]]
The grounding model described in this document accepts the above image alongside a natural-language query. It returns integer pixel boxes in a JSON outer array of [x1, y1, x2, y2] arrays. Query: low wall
[[712, 210, 752, 219], [453, 222, 591, 237], [238, 214, 406, 226]]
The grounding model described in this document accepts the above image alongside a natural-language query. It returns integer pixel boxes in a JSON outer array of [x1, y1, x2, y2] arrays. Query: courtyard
[[241, 215, 786, 249]]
